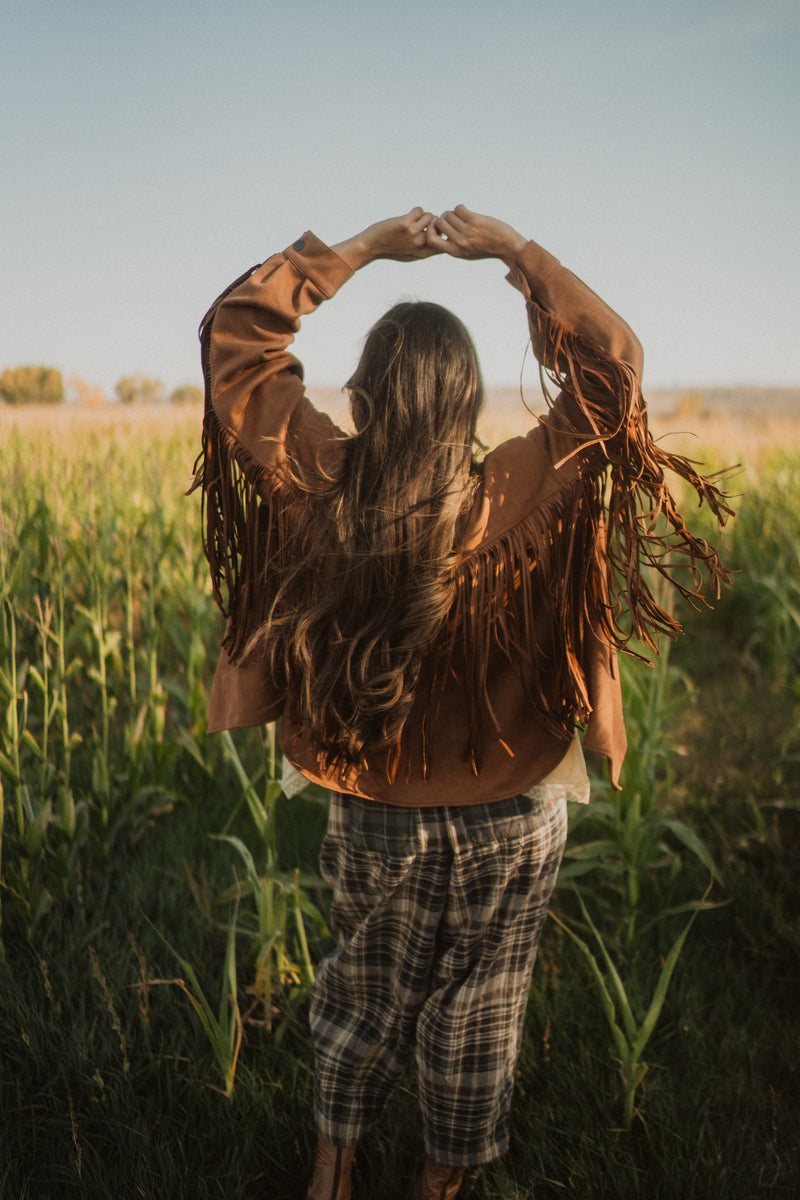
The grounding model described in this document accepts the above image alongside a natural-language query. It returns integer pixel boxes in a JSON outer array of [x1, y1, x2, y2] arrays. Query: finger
[[404, 212, 440, 258], [414, 226, 444, 257], [426, 219, 451, 249], [410, 211, 435, 243], [432, 212, 456, 240], [421, 227, 445, 255], [431, 213, 467, 256], [439, 207, 468, 232]]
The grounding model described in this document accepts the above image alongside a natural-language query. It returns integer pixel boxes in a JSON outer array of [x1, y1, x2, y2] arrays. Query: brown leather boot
[[412, 1156, 465, 1200], [305, 1134, 355, 1200]]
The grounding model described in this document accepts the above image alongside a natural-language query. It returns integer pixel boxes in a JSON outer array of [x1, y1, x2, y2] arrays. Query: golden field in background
[[2, 388, 797, 484]]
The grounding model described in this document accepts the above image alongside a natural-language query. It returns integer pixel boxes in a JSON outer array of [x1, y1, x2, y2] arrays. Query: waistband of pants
[[328, 788, 568, 854]]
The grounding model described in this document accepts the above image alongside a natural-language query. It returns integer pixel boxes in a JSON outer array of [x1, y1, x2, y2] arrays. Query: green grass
[[1, 409, 799, 1198], [2, 787, 796, 1198], [0, 782, 324, 1199], [2, 675, 796, 1198]]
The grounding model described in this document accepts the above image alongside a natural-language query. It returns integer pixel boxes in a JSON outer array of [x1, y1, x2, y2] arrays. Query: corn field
[[1, 401, 799, 1197], [0, 407, 327, 1023], [1, 409, 212, 933]]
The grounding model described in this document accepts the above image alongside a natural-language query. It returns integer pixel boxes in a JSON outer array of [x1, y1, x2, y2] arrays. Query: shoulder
[[461, 428, 567, 552]]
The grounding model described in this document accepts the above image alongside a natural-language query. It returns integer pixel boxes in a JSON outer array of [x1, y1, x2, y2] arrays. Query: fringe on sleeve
[[436, 299, 735, 771], [189, 264, 281, 663], [535, 299, 734, 633]]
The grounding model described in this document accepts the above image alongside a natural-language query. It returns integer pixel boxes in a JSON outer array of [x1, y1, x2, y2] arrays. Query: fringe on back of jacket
[[191, 282, 735, 776]]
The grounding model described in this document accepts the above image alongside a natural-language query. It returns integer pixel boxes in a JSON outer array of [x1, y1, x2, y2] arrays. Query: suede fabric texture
[[197, 234, 639, 805]]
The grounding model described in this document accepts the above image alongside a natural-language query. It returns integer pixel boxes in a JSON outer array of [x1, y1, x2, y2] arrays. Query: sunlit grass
[[1, 399, 798, 1196]]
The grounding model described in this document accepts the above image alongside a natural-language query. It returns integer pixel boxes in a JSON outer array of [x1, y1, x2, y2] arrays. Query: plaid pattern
[[309, 789, 568, 1166]]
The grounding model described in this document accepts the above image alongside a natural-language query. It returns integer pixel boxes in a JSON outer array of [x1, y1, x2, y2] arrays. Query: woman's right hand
[[332, 208, 440, 270], [430, 205, 528, 267]]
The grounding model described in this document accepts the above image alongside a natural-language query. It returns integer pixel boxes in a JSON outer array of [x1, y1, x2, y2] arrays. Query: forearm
[[329, 231, 372, 271]]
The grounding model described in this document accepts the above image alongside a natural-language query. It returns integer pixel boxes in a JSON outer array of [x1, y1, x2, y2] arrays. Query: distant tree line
[[0, 366, 65, 406], [0, 365, 203, 407]]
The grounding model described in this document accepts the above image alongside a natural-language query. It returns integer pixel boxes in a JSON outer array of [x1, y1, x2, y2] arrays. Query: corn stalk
[[551, 880, 713, 1128]]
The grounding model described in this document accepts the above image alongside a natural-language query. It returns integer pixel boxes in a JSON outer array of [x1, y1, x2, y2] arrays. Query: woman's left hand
[[332, 208, 441, 269]]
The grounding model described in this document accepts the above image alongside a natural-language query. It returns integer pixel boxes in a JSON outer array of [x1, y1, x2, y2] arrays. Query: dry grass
[[320, 384, 799, 474], [648, 413, 800, 478], [2, 394, 798, 482], [0, 400, 201, 438]]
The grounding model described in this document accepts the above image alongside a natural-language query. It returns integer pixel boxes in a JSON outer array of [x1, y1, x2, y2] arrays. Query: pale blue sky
[[2, 0, 798, 396]]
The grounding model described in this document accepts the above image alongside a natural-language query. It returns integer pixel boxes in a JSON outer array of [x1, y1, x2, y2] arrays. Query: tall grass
[[1, 402, 798, 1196], [0, 409, 219, 940]]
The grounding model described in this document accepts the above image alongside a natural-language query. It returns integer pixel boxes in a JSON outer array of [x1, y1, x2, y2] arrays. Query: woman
[[193, 207, 730, 1199]]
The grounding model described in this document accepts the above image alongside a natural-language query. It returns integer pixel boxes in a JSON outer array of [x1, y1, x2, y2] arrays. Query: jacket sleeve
[[506, 236, 733, 648], [193, 235, 353, 659], [508, 239, 643, 477], [447, 238, 732, 786], [207, 234, 354, 477]]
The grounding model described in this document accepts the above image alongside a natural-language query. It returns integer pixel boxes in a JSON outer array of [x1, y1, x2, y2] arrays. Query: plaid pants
[[309, 788, 568, 1166]]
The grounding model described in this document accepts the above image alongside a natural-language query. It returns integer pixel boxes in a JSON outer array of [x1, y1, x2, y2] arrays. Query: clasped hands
[[333, 206, 528, 272]]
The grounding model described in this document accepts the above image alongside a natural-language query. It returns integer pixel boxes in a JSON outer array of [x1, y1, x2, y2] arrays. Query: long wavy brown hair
[[256, 300, 485, 766]]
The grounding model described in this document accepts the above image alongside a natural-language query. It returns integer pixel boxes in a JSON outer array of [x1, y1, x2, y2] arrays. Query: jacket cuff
[[283, 231, 355, 299]]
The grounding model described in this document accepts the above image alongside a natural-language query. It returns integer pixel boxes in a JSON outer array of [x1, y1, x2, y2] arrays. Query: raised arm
[[433, 205, 731, 660], [205, 208, 442, 477], [195, 210, 444, 651], [205, 236, 353, 478], [432, 204, 643, 380]]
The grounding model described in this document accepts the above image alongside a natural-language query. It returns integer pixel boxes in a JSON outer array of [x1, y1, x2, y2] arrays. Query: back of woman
[[194, 206, 731, 1199]]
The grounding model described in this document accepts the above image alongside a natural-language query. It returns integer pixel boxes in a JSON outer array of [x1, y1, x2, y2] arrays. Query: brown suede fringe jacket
[[191, 234, 731, 807]]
